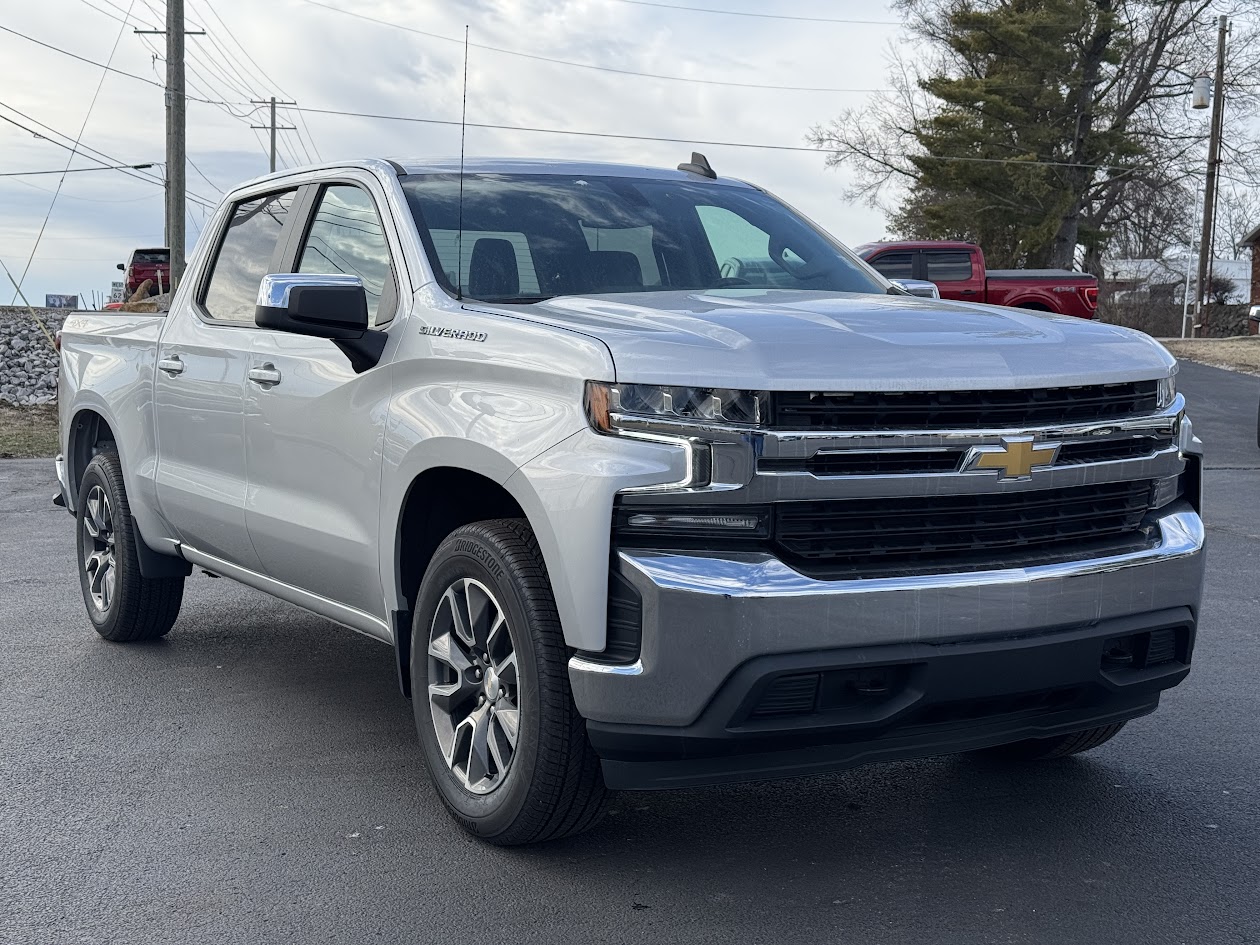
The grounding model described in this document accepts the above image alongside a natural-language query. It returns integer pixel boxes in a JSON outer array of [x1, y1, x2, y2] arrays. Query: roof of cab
[[233, 156, 754, 193]]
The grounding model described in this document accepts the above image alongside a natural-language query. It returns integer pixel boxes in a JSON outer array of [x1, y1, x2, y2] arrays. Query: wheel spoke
[[428, 627, 472, 674], [444, 586, 475, 649], [464, 704, 493, 786], [99, 559, 113, 609], [464, 579, 495, 651], [493, 706, 520, 749]]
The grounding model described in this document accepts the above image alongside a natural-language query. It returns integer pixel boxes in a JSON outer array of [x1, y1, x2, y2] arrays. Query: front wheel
[[972, 722, 1127, 761], [75, 449, 184, 642], [411, 519, 608, 845]]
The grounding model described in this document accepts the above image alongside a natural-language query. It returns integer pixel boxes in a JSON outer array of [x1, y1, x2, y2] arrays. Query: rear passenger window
[[925, 252, 973, 282], [201, 190, 296, 323], [867, 252, 914, 280]]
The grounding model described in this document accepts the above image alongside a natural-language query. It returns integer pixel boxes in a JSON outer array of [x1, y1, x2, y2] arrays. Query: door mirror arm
[[334, 330, 388, 374]]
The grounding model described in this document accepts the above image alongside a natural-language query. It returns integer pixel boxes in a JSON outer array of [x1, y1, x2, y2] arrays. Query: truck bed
[[987, 269, 1093, 281]]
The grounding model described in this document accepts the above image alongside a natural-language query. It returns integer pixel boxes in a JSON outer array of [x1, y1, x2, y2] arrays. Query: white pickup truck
[[56, 156, 1205, 845]]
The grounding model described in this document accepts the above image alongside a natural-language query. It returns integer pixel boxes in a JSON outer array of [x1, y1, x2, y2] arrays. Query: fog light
[[615, 505, 771, 539]]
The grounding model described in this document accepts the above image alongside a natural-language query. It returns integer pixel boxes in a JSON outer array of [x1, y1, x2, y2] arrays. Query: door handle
[[158, 356, 185, 376], [248, 364, 282, 386]]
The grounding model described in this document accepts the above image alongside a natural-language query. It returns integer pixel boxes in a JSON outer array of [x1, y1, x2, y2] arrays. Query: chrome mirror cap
[[256, 272, 364, 309], [889, 278, 941, 300]]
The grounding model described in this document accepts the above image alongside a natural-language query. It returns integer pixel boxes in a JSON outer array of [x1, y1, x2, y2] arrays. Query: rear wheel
[[973, 722, 1127, 761], [411, 519, 609, 845], [75, 450, 184, 642]]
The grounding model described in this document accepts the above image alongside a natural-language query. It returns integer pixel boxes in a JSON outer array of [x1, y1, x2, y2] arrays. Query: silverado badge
[[962, 436, 1060, 481]]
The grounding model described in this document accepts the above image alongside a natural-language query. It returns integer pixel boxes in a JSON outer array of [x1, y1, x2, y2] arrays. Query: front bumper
[[568, 506, 1204, 788]]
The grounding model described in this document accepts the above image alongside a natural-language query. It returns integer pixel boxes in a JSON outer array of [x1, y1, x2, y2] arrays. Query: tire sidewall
[[411, 531, 544, 838], [75, 456, 124, 636]]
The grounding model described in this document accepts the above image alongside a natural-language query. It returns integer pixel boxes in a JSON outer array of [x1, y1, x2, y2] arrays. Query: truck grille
[[771, 381, 1160, 430], [773, 480, 1155, 574]]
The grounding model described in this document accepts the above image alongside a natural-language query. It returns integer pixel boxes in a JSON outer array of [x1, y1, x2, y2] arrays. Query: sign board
[[45, 294, 79, 309], [110, 281, 125, 303]]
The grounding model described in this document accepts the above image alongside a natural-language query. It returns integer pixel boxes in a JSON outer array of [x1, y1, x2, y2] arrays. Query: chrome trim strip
[[568, 656, 645, 676], [610, 393, 1184, 447], [179, 545, 393, 642], [615, 508, 1203, 599]]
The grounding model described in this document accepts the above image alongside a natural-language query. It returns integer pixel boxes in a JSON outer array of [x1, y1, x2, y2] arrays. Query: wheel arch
[[66, 404, 120, 502], [384, 441, 572, 698]]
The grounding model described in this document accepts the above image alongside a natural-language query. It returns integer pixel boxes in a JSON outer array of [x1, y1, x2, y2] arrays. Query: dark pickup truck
[[857, 240, 1099, 318]]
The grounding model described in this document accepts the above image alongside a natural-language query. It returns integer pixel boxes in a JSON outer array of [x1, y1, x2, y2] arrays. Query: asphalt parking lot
[[2, 360, 1257, 945]]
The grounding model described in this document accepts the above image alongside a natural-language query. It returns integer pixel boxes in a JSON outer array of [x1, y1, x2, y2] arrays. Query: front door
[[243, 181, 399, 618], [154, 188, 298, 570]]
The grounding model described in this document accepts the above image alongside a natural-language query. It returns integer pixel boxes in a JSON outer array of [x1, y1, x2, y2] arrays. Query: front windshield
[[401, 173, 886, 303]]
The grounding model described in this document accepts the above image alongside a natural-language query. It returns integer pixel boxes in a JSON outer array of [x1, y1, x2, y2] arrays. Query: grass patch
[[0, 404, 59, 458], [1162, 337, 1260, 376]]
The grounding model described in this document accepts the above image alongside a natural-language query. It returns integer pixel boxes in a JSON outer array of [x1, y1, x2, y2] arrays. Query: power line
[[0, 163, 156, 177], [10, 3, 136, 303], [297, 0, 889, 94], [0, 103, 218, 208], [288, 104, 1152, 173], [604, 0, 898, 25], [0, 22, 228, 106]]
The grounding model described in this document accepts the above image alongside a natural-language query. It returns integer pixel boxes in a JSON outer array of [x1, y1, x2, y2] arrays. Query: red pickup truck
[[856, 240, 1098, 319]]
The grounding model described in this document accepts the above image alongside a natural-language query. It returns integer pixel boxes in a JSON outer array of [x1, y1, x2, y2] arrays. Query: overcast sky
[[1, 0, 910, 304]]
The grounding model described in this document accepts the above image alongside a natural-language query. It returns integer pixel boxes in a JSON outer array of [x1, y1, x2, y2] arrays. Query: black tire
[[411, 519, 609, 845], [75, 449, 184, 642], [973, 722, 1127, 761]]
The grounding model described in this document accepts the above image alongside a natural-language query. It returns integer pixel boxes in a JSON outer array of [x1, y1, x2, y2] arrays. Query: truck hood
[[479, 289, 1175, 390]]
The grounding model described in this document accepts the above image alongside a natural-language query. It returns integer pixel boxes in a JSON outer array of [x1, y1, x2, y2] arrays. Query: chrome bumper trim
[[612, 508, 1203, 599], [568, 657, 644, 677]]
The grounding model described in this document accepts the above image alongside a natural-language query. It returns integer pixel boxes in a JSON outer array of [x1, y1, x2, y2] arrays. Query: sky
[[0, 0, 905, 306]]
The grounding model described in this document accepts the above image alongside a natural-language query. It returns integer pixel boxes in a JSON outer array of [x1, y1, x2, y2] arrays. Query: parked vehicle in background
[[117, 248, 170, 297], [57, 157, 1202, 846], [857, 240, 1098, 318]]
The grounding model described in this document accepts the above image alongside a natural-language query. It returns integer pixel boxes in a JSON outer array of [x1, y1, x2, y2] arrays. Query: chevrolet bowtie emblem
[[962, 436, 1060, 481]]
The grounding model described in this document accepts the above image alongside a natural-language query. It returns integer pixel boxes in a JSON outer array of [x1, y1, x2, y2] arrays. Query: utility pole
[[251, 97, 297, 173], [134, 16, 200, 291], [166, 0, 186, 289], [1195, 14, 1229, 335]]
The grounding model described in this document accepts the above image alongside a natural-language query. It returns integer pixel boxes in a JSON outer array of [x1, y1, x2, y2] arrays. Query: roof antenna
[[678, 152, 716, 179], [456, 25, 470, 301]]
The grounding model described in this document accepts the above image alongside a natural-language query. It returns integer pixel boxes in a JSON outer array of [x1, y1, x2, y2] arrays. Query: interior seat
[[467, 238, 520, 299]]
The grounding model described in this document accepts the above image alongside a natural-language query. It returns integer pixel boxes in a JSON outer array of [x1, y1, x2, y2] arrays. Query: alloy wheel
[[427, 578, 521, 794], [82, 485, 117, 613]]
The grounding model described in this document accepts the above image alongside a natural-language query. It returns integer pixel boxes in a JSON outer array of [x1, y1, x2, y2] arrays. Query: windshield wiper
[[470, 295, 555, 305]]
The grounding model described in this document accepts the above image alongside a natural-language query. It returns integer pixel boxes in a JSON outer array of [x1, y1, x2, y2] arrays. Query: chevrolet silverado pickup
[[56, 157, 1204, 845], [856, 239, 1099, 317]]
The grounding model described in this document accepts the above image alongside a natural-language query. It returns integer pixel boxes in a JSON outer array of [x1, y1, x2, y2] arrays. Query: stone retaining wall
[[0, 307, 66, 406]]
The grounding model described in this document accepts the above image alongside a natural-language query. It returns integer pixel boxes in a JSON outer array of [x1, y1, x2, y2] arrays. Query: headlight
[[585, 381, 769, 433], [1157, 374, 1176, 409]]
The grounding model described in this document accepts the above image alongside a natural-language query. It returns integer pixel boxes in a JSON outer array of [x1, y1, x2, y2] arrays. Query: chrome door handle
[[158, 356, 184, 376], [248, 364, 282, 386]]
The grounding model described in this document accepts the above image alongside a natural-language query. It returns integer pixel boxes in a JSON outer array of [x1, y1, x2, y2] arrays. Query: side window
[[925, 251, 974, 282], [867, 252, 914, 280], [201, 190, 296, 323], [297, 184, 397, 325]]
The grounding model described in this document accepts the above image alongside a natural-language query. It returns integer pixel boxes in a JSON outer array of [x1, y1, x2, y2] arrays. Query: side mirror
[[117, 263, 126, 271], [888, 278, 941, 300], [255, 273, 387, 373]]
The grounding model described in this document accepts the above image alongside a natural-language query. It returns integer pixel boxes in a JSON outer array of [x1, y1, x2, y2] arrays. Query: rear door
[[924, 249, 984, 301], [154, 188, 298, 570], [242, 179, 401, 618]]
